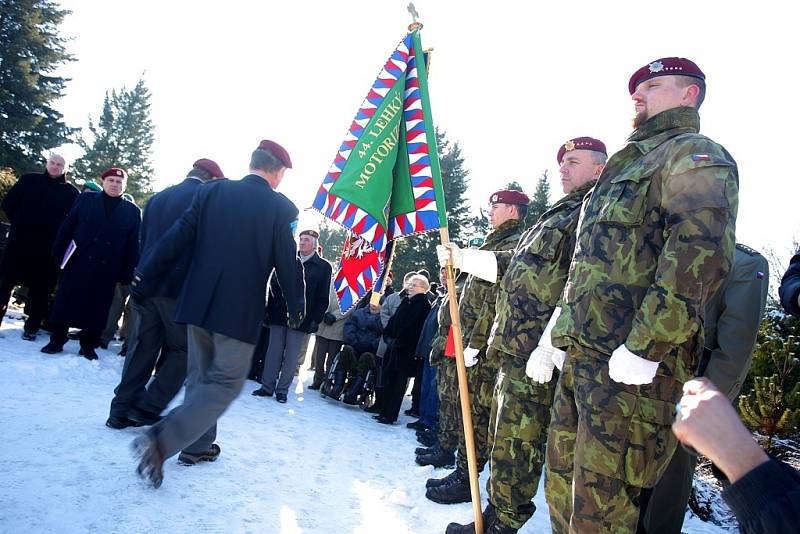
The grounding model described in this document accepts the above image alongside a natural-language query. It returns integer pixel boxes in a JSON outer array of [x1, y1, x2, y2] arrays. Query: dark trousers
[[380, 368, 409, 423], [312, 336, 343, 386], [0, 275, 52, 333], [637, 445, 696, 534], [101, 284, 130, 344], [49, 324, 100, 351], [419, 358, 439, 429], [409, 358, 424, 413], [109, 297, 188, 419]]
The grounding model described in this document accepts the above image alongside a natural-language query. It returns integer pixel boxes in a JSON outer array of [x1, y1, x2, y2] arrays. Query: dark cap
[[193, 158, 225, 179], [101, 167, 127, 180], [489, 189, 530, 206], [557, 137, 607, 164], [257, 140, 292, 169], [628, 57, 705, 95], [299, 229, 319, 239]]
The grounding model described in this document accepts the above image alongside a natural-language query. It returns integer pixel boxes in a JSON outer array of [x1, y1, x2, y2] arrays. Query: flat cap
[[557, 137, 607, 164], [628, 57, 705, 95], [299, 229, 320, 239], [257, 140, 292, 169], [489, 189, 530, 206], [193, 158, 225, 179], [101, 167, 127, 180]]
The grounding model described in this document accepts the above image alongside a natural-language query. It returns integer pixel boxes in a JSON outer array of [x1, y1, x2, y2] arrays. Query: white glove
[[552, 349, 566, 371], [534, 306, 566, 372], [608, 344, 659, 385], [436, 244, 498, 283], [463, 346, 479, 367], [526, 346, 556, 383]]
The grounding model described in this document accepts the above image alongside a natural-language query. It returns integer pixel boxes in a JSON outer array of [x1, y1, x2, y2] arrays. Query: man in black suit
[[130, 141, 305, 487], [106, 158, 225, 430]]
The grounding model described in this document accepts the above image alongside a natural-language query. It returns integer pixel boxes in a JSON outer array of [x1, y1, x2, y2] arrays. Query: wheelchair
[[319, 345, 376, 409]]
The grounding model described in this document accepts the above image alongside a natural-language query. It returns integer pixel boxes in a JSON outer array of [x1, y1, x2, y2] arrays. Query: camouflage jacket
[[430, 272, 468, 365], [552, 107, 739, 379], [487, 181, 594, 359], [459, 219, 524, 350]]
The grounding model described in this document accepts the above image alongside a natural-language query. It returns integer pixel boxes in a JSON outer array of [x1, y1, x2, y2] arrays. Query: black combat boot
[[425, 468, 471, 504], [445, 503, 500, 533], [426, 466, 464, 488], [416, 446, 455, 468]]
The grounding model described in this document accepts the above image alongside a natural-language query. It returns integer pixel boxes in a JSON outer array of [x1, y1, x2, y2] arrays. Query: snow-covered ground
[[0, 313, 729, 533]]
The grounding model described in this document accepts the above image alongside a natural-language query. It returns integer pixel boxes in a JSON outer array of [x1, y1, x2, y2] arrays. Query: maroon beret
[[489, 189, 530, 206], [193, 158, 224, 179], [299, 229, 319, 239], [557, 137, 607, 164], [628, 57, 705, 95], [257, 139, 292, 169], [101, 167, 127, 180]]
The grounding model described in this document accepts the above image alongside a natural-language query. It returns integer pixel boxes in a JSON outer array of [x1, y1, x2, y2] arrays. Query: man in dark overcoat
[[106, 158, 226, 430], [41, 167, 141, 360], [130, 140, 305, 488], [254, 229, 331, 403], [0, 153, 79, 339]]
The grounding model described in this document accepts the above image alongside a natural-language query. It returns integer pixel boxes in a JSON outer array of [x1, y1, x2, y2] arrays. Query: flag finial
[[407, 2, 422, 30]]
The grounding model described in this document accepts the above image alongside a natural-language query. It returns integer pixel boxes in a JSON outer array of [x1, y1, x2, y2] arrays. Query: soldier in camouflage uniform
[[544, 57, 739, 533], [424, 189, 527, 505], [441, 138, 608, 534]]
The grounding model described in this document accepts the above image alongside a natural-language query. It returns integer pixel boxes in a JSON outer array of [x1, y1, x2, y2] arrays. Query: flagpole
[[369, 244, 396, 307]]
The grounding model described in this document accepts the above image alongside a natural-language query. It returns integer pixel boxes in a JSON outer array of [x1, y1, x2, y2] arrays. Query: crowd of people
[[1, 55, 799, 534]]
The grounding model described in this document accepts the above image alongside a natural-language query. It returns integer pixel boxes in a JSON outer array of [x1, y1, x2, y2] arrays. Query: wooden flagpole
[[410, 9, 483, 531]]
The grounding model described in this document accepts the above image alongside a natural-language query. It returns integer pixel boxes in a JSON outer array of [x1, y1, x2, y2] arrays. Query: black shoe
[[79, 347, 99, 361], [252, 387, 273, 397], [406, 419, 429, 431], [40, 341, 64, 354], [178, 443, 221, 465], [426, 467, 464, 488], [21, 330, 37, 341], [364, 403, 381, 414], [416, 446, 455, 468], [417, 431, 437, 448], [416, 445, 436, 456], [106, 415, 144, 429], [375, 416, 394, 425], [132, 433, 164, 488], [425, 470, 472, 504], [99, 340, 109, 350], [404, 408, 420, 417], [128, 407, 162, 426], [445, 504, 508, 534], [308, 382, 322, 390], [276, 392, 288, 403], [118, 343, 128, 357]]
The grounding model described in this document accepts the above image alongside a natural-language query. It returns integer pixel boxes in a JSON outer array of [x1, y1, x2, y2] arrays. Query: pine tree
[[391, 128, 471, 280], [0, 167, 17, 223], [0, 0, 75, 174], [526, 171, 551, 227], [72, 78, 155, 205], [318, 221, 347, 265]]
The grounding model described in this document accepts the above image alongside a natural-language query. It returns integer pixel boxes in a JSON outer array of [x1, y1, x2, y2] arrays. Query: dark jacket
[[343, 306, 383, 355], [50, 192, 141, 330], [0, 170, 79, 285], [267, 252, 332, 334], [383, 292, 431, 376], [779, 251, 800, 316], [416, 295, 443, 360], [138, 177, 204, 299], [137, 174, 305, 344], [722, 457, 800, 534]]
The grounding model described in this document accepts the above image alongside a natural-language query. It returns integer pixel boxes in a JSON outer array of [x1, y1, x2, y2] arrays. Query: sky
[[52, 0, 800, 266]]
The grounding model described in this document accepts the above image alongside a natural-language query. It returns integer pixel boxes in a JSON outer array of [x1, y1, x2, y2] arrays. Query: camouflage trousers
[[456, 349, 499, 473], [544, 346, 682, 533], [436, 358, 460, 451], [487, 351, 556, 529]]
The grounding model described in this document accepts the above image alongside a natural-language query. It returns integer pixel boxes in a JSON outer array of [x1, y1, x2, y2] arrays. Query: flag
[[313, 27, 446, 311]]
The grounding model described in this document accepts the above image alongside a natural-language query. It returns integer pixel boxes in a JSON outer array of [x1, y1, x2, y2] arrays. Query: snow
[[0, 313, 730, 533]]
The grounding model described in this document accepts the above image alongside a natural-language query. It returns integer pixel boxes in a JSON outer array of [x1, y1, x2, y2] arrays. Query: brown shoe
[[131, 433, 164, 488], [178, 444, 221, 465]]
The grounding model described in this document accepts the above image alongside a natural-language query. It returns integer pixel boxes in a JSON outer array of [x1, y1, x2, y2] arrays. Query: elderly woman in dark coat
[[41, 167, 141, 360], [376, 273, 432, 424]]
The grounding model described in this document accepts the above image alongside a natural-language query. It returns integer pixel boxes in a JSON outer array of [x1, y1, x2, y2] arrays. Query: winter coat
[[416, 295, 442, 360], [316, 280, 347, 341], [137, 175, 304, 344], [267, 252, 332, 333], [0, 170, 79, 286], [343, 306, 383, 355], [50, 192, 141, 330], [376, 289, 406, 357], [138, 177, 204, 299], [383, 293, 431, 376]]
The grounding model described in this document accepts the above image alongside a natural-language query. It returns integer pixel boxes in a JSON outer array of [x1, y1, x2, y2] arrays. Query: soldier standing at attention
[[440, 138, 607, 534], [544, 58, 739, 533], [422, 189, 527, 502]]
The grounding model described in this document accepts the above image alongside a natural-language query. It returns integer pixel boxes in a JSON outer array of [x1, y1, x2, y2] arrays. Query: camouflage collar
[[482, 218, 522, 247], [627, 107, 700, 153], [554, 180, 595, 208]]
